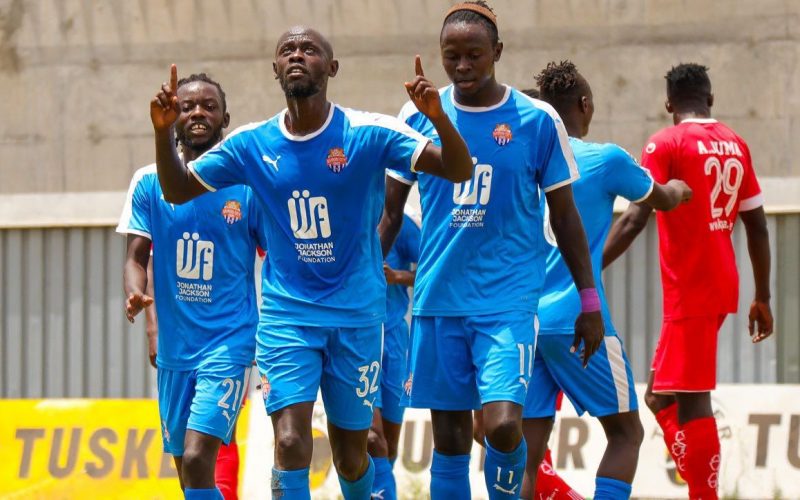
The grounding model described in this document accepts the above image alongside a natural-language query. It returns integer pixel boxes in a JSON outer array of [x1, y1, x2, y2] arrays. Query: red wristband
[[579, 288, 601, 313]]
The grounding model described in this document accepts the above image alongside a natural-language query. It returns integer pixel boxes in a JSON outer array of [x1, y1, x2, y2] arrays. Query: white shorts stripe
[[605, 336, 630, 413]]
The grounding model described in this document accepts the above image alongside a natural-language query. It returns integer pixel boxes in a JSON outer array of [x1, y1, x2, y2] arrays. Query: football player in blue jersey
[[368, 213, 420, 500], [119, 73, 265, 500], [148, 27, 472, 500], [381, 3, 605, 498], [521, 61, 692, 500]]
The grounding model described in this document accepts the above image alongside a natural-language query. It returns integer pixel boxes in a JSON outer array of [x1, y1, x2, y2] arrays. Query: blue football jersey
[[537, 138, 654, 335], [385, 214, 421, 329], [188, 105, 429, 327], [389, 85, 578, 316], [117, 165, 267, 370]]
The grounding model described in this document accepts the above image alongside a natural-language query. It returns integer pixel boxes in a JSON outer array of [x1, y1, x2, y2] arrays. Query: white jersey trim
[[188, 165, 218, 193], [450, 84, 511, 112], [605, 336, 631, 413], [122, 228, 152, 239], [278, 104, 336, 142], [518, 91, 581, 190], [680, 118, 718, 124], [630, 176, 655, 204], [386, 169, 415, 186], [116, 164, 157, 235], [739, 192, 765, 212]]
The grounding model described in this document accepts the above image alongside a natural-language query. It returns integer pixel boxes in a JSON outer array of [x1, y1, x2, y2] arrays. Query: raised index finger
[[414, 55, 424, 77], [170, 64, 178, 93]]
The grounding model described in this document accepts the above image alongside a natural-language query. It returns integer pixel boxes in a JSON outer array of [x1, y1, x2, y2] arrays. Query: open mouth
[[286, 66, 307, 77], [188, 123, 210, 134]]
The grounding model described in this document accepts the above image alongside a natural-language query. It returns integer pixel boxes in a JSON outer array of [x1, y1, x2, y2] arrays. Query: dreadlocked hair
[[442, 1, 499, 45], [177, 73, 228, 113], [535, 60, 581, 102], [665, 63, 711, 104]]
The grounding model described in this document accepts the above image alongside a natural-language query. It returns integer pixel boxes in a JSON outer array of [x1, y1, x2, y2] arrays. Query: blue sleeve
[[187, 128, 249, 191], [532, 109, 580, 193], [601, 144, 654, 202], [401, 216, 421, 265], [116, 170, 154, 239], [246, 189, 269, 252], [366, 114, 430, 179]]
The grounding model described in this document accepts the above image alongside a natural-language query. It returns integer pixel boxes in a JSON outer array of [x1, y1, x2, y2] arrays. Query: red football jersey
[[641, 118, 763, 319]]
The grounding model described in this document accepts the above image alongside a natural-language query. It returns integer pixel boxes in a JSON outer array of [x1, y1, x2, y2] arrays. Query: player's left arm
[[123, 235, 155, 324], [144, 256, 158, 368], [740, 207, 773, 342], [602, 202, 653, 269], [384, 264, 416, 287], [404, 56, 472, 183], [379, 175, 413, 258], [546, 185, 604, 366]]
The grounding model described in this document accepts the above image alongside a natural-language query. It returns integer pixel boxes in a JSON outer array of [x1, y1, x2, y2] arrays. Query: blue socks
[[430, 450, 471, 499], [271, 467, 311, 500], [594, 476, 632, 499], [371, 456, 397, 500], [183, 488, 222, 499], [338, 455, 375, 500], [483, 437, 527, 499]]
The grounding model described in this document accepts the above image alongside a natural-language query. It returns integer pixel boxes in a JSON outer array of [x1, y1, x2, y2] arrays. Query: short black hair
[[665, 63, 711, 106], [521, 88, 540, 99], [535, 60, 585, 108], [442, 1, 499, 46], [177, 73, 227, 113]]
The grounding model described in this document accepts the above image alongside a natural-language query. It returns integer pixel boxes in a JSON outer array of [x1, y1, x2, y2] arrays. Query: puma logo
[[262, 154, 281, 172]]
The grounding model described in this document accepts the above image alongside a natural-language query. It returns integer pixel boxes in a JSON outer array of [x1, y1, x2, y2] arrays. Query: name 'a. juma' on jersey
[[117, 166, 266, 370], [187, 104, 429, 327], [389, 85, 578, 317], [538, 138, 654, 336]]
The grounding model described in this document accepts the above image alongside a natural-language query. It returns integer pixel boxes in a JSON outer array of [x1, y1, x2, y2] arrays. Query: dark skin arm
[[739, 206, 774, 342], [602, 202, 653, 269], [379, 176, 413, 258], [384, 264, 416, 287], [144, 258, 158, 368], [403, 56, 472, 183], [123, 235, 155, 323], [545, 185, 604, 366], [151, 64, 208, 204]]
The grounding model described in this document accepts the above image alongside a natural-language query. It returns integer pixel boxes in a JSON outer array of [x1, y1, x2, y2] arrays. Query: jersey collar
[[680, 118, 718, 124], [450, 84, 511, 112], [278, 103, 336, 142]]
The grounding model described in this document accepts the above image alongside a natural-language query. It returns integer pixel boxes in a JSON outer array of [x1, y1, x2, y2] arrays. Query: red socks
[[655, 404, 720, 500], [655, 403, 686, 477], [534, 449, 584, 500], [681, 417, 720, 500], [215, 442, 240, 500]]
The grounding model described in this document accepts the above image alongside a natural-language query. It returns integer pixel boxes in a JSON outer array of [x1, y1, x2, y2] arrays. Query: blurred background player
[[149, 27, 472, 499], [118, 73, 266, 499], [603, 63, 774, 500], [368, 213, 420, 500], [472, 85, 583, 500], [521, 60, 692, 500], [384, 3, 604, 498]]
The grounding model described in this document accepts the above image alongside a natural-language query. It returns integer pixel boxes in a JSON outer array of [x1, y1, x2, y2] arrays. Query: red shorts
[[651, 315, 726, 393]]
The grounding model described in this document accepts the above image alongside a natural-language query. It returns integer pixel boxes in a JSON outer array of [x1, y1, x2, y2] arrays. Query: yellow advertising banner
[[0, 399, 250, 499]]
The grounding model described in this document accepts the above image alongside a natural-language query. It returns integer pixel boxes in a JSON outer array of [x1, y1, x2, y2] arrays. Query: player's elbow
[[161, 190, 191, 205]]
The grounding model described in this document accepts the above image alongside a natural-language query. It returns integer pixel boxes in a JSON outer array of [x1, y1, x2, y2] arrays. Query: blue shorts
[[256, 322, 383, 431], [376, 320, 410, 424], [524, 334, 638, 419], [402, 311, 536, 411], [157, 362, 252, 456]]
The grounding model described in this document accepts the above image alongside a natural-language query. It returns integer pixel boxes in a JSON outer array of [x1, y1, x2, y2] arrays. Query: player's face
[[274, 30, 337, 99], [440, 21, 501, 98], [175, 82, 229, 151]]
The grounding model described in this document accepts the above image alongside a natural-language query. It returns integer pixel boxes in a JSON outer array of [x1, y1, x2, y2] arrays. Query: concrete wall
[[0, 0, 798, 194]]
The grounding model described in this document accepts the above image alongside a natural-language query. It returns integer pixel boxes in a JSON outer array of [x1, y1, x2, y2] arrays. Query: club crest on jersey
[[221, 200, 242, 224], [492, 123, 513, 146], [326, 147, 348, 173]]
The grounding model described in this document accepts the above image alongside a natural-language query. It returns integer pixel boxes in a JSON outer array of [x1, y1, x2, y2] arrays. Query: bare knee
[[275, 429, 313, 469], [333, 452, 368, 481], [485, 416, 523, 453], [367, 427, 388, 457], [181, 443, 217, 484], [432, 410, 474, 455], [602, 412, 644, 450]]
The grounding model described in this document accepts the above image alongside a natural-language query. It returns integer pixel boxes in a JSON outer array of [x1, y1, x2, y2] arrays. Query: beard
[[279, 74, 322, 99], [175, 128, 223, 153]]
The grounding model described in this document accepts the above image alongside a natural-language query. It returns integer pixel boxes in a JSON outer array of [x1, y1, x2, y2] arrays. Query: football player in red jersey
[[604, 63, 774, 500]]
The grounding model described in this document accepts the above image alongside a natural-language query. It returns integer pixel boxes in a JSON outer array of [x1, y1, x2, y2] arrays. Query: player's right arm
[[379, 175, 414, 258], [151, 64, 208, 204], [144, 256, 158, 368], [739, 206, 773, 342], [123, 235, 154, 323], [602, 202, 652, 269]]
